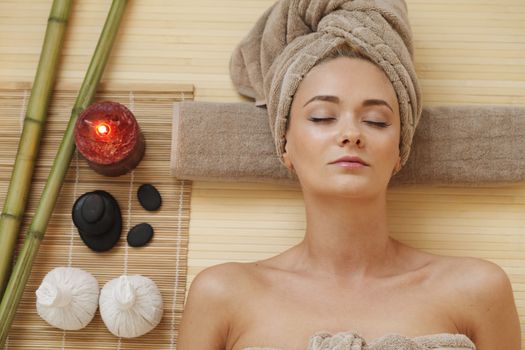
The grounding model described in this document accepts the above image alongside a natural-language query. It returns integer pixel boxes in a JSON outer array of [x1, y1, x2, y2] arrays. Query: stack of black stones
[[72, 184, 162, 252]]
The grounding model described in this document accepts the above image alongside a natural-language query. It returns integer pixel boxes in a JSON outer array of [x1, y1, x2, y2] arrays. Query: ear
[[282, 141, 294, 171]]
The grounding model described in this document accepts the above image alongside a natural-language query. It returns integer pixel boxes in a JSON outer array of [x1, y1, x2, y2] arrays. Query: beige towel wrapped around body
[[230, 0, 421, 169], [170, 101, 525, 186], [244, 331, 476, 349]]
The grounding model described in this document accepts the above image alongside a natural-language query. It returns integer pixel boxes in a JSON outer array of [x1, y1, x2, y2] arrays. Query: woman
[[178, 1, 521, 349]]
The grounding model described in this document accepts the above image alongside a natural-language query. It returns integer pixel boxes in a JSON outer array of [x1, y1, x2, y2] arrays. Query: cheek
[[371, 127, 400, 161], [287, 125, 332, 165]]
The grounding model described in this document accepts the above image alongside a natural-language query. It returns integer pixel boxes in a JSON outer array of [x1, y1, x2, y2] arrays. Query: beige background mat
[[0, 83, 193, 349], [1, 0, 524, 348]]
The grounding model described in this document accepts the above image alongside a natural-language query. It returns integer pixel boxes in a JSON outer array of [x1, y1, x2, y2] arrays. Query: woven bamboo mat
[[0, 83, 193, 349]]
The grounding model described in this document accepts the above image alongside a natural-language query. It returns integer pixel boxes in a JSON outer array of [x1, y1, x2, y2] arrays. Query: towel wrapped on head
[[230, 0, 421, 169], [169, 0, 525, 185]]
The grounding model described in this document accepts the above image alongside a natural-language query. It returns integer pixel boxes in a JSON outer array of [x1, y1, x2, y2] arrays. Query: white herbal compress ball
[[35, 267, 99, 330], [99, 275, 163, 338]]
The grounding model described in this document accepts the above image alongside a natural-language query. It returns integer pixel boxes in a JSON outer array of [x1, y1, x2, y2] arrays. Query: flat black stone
[[72, 190, 122, 252], [137, 183, 162, 211], [127, 223, 154, 247], [72, 192, 115, 235], [82, 193, 104, 223]]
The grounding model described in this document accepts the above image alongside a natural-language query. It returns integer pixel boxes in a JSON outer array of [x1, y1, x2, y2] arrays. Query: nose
[[337, 119, 363, 147]]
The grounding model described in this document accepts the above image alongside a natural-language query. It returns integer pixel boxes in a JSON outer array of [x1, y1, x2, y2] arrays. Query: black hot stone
[[72, 190, 122, 252], [127, 223, 154, 247], [82, 193, 104, 223], [72, 192, 115, 235], [137, 183, 162, 211]]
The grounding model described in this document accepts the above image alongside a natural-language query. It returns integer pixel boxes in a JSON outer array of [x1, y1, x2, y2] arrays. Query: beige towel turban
[[230, 0, 422, 169]]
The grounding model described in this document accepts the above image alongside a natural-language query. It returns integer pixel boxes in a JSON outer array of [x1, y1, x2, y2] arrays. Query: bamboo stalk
[[0, 0, 73, 300], [0, 0, 128, 345]]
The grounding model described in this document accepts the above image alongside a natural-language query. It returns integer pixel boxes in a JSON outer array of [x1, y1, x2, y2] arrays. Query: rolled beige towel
[[170, 101, 525, 186], [170, 101, 295, 184]]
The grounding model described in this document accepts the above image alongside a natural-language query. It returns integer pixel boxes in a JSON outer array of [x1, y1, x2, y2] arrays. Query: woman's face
[[284, 57, 401, 199]]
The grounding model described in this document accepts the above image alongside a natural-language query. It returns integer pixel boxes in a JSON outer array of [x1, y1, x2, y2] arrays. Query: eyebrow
[[362, 98, 394, 113], [303, 95, 340, 107], [303, 95, 394, 113]]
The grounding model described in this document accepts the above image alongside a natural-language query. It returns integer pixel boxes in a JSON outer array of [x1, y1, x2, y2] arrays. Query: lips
[[330, 156, 369, 166]]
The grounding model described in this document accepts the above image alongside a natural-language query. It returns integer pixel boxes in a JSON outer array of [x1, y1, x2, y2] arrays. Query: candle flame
[[96, 123, 111, 137]]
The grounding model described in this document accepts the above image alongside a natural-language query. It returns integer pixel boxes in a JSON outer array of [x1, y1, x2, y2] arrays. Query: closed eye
[[365, 121, 391, 128], [308, 117, 336, 123]]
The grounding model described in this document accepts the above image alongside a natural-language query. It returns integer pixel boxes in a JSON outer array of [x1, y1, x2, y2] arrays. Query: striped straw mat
[[0, 82, 193, 349]]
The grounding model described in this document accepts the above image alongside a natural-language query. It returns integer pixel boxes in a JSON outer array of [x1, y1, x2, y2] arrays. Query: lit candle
[[74, 101, 145, 176]]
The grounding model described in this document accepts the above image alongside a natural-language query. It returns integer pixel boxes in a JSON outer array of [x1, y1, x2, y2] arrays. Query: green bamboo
[[0, 0, 128, 345], [0, 0, 73, 300]]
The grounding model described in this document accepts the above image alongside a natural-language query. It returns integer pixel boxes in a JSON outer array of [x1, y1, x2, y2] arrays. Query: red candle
[[74, 101, 145, 177]]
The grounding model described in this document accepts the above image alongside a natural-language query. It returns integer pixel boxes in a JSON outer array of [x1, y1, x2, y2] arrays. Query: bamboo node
[[26, 229, 45, 241], [0, 213, 22, 221], [48, 16, 68, 24], [71, 106, 84, 116], [24, 116, 46, 125]]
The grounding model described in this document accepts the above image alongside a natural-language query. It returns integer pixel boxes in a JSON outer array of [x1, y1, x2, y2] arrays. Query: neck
[[292, 190, 400, 281]]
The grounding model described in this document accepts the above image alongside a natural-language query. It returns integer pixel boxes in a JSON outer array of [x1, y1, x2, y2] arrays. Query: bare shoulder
[[186, 261, 259, 307], [178, 262, 258, 350], [431, 255, 513, 300], [431, 255, 507, 284], [429, 255, 520, 349], [426, 255, 513, 309], [400, 244, 511, 294]]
